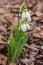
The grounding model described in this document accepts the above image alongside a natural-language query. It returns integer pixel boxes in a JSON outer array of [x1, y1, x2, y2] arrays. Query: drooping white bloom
[[20, 23, 30, 32], [26, 24, 30, 30], [22, 11, 26, 19], [22, 10, 31, 22], [26, 11, 31, 22], [20, 24, 27, 32]]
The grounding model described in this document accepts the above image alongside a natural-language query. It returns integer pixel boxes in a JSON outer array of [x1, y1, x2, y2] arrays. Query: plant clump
[[7, 3, 31, 63]]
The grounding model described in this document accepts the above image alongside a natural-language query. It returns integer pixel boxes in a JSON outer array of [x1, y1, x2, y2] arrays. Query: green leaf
[[14, 34, 30, 61], [8, 25, 16, 60], [12, 36, 24, 62], [12, 34, 30, 62], [7, 42, 11, 60]]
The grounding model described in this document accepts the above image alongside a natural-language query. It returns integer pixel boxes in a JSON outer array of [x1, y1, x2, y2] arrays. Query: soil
[[0, 0, 43, 65]]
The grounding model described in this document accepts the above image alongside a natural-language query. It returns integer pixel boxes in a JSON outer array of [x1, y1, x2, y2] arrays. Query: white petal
[[26, 11, 31, 22], [28, 15, 31, 22], [26, 24, 30, 30], [20, 24, 27, 32], [21, 11, 26, 19]]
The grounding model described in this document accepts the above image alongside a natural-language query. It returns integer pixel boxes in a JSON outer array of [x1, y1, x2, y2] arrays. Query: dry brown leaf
[[35, 27, 41, 32], [0, 25, 7, 33], [6, 13, 18, 31]]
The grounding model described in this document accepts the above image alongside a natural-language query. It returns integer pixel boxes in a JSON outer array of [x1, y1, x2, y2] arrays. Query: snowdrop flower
[[20, 23, 30, 32], [22, 10, 31, 22], [20, 24, 27, 32]]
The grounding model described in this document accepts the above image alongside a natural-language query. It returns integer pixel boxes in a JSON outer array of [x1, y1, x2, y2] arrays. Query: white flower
[[26, 11, 31, 22], [20, 23, 30, 32], [20, 24, 27, 32], [26, 24, 30, 30], [22, 11, 31, 22], [22, 11, 26, 19]]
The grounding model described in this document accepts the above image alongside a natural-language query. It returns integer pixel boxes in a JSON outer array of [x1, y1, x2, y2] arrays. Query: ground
[[0, 0, 43, 65]]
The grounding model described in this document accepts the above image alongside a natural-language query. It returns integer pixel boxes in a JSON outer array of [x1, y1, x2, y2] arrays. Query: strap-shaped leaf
[[8, 25, 16, 60], [7, 42, 11, 60], [12, 36, 24, 62], [12, 34, 30, 62], [14, 35, 30, 61], [15, 30, 24, 41]]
